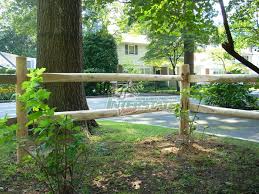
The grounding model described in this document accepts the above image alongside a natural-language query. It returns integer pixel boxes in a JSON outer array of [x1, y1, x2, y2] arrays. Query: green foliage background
[[194, 83, 257, 110], [83, 32, 118, 96], [193, 69, 258, 110]]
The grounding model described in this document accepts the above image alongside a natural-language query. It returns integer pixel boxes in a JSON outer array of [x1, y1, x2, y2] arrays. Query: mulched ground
[[1, 135, 259, 193]]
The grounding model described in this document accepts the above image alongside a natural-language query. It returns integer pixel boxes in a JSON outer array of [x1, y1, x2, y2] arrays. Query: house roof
[[121, 33, 150, 45]]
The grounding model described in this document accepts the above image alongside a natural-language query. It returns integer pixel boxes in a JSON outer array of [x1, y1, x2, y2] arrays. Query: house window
[[125, 44, 138, 55], [129, 45, 135, 54]]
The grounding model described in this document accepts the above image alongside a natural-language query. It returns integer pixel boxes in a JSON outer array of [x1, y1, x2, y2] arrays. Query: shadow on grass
[[0, 121, 258, 193], [86, 121, 259, 193]]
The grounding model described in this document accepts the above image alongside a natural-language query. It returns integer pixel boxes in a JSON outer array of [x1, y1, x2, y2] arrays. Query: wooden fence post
[[179, 64, 190, 135], [16, 56, 28, 163]]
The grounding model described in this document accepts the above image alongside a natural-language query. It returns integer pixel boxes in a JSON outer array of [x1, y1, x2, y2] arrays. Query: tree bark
[[37, 0, 98, 128], [219, 0, 259, 74], [184, 38, 195, 75]]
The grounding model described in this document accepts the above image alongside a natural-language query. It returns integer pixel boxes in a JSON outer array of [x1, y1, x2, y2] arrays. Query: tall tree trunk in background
[[182, 1, 195, 75], [184, 38, 195, 74], [37, 0, 98, 128], [169, 56, 180, 91]]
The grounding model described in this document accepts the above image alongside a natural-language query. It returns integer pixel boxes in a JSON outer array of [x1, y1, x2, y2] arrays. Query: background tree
[[0, 0, 113, 57], [144, 35, 183, 76], [228, 0, 259, 47], [143, 34, 183, 90], [218, 0, 259, 74], [0, 28, 36, 57], [37, 0, 97, 128], [209, 47, 234, 73], [82, 0, 110, 33], [0, 0, 36, 56], [83, 32, 118, 96], [127, 0, 218, 74], [0, 0, 36, 38]]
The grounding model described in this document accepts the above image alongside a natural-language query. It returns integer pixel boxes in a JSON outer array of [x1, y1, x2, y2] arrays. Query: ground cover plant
[[193, 83, 258, 110], [0, 68, 16, 102], [192, 68, 258, 110], [1, 121, 259, 193], [0, 69, 90, 193]]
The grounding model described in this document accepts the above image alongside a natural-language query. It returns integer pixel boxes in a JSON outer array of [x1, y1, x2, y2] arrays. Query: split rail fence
[[1, 57, 259, 162]]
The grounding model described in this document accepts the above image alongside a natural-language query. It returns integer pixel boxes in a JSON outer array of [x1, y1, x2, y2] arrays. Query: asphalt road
[[1, 96, 258, 142]]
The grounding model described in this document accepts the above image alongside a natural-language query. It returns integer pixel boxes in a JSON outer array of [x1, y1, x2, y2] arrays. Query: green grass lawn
[[1, 121, 259, 193]]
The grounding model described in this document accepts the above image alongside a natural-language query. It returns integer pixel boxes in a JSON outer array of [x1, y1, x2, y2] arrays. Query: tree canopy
[[143, 34, 183, 71], [228, 0, 259, 47], [0, 28, 36, 57], [126, 0, 218, 73], [127, 0, 218, 44], [0, 0, 36, 56]]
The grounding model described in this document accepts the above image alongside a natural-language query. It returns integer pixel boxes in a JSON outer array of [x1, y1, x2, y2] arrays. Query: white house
[[194, 46, 227, 75], [117, 34, 259, 76], [194, 46, 259, 75], [240, 47, 259, 74], [117, 33, 152, 74], [117, 34, 226, 76], [117, 33, 172, 78]]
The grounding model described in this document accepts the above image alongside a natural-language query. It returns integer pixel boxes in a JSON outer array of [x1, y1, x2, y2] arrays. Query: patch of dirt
[[2, 136, 259, 193], [89, 137, 259, 193]]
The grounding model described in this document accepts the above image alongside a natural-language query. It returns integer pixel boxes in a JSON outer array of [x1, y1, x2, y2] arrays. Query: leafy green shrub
[[20, 69, 89, 193], [0, 117, 17, 145], [193, 83, 257, 110], [192, 68, 258, 110], [84, 81, 114, 96], [0, 69, 89, 193], [83, 32, 118, 96], [0, 117, 17, 186]]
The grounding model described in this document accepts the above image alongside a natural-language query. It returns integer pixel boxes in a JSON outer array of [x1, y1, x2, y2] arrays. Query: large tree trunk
[[37, 0, 98, 128]]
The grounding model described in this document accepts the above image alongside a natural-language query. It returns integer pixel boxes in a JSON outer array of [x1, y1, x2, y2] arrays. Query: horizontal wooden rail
[[42, 73, 182, 83], [190, 103, 259, 120], [54, 103, 177, 121], [0, 74, 16, 84], [6, 103, 177, 124], [190, 74, 259, 83], [9, 102, 259, 123], [2, 73, 259, 84]]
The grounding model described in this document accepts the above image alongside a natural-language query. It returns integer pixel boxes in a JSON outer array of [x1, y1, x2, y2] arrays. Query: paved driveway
[[1, 96, 259, 142]]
